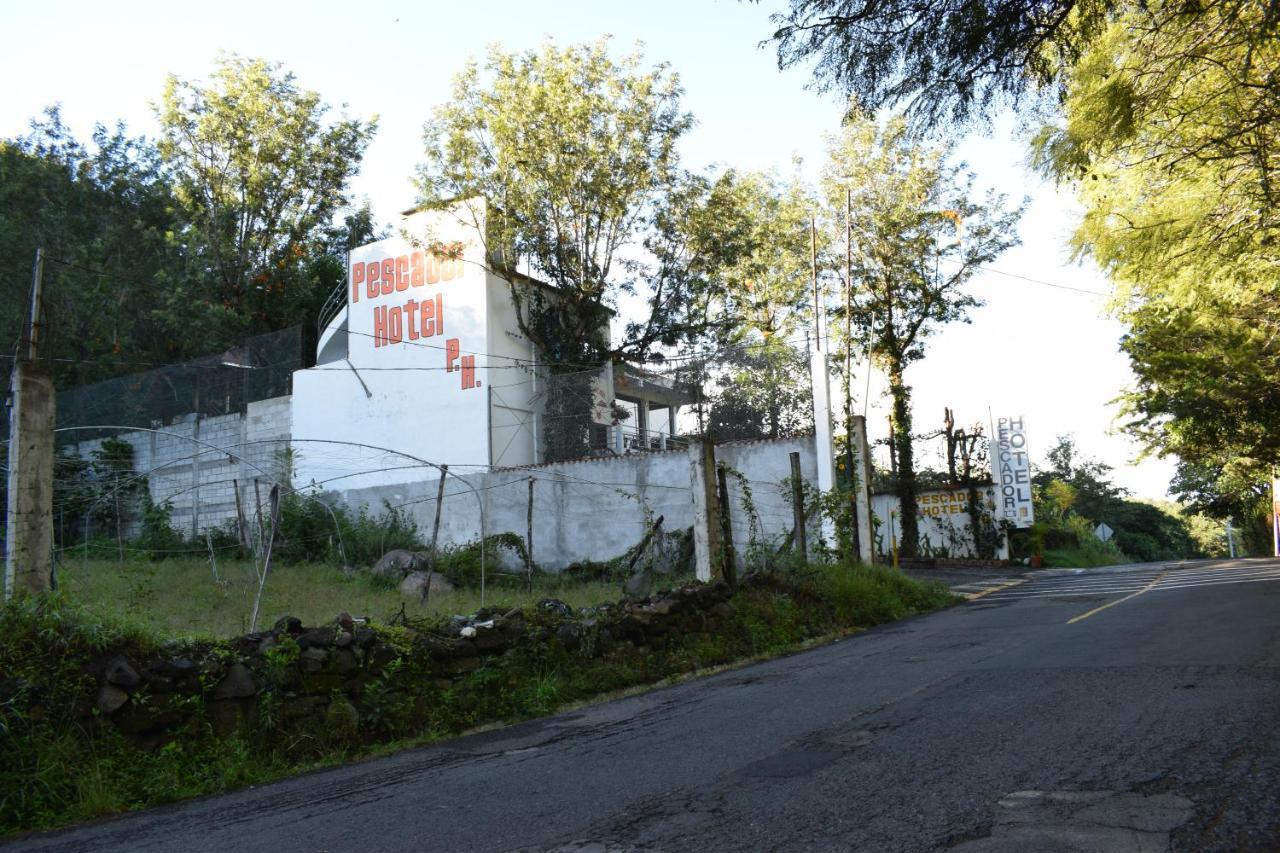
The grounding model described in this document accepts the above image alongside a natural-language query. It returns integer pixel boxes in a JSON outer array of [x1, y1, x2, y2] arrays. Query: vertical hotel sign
[[991, 415, 1034, 528]]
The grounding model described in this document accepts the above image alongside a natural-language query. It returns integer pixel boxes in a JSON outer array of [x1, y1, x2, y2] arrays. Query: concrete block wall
[[332, 435, 820, 571], [68, 396, 293, 539]]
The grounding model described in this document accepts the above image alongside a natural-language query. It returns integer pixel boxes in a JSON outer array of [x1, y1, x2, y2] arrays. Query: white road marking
[[976, 562, 1280, 604]]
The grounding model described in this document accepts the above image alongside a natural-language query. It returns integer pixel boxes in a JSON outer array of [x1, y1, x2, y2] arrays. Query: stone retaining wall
[[85, 581, 738, 748]]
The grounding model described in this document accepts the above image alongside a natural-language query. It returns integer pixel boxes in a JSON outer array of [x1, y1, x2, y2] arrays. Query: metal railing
[[610, 424, 688, 455], [316, 281, 346, 341]]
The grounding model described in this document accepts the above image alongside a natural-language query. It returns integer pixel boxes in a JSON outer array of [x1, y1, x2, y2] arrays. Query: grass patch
[[56, 557, 621, 639], [2, 563, 953, 836], [1042, 546, 1128, 569]]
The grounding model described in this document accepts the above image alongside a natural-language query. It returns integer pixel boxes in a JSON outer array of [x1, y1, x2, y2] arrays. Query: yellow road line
[[1066, 570, 1167, 625], [964, 579, 1027, 601]]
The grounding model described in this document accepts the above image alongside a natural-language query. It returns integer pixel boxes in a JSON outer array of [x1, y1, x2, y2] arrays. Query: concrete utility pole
[[809, 225, 838, 548], [5, 248, 56, 598], [843, 187, 863, 562], [688, 438, 724, 583]]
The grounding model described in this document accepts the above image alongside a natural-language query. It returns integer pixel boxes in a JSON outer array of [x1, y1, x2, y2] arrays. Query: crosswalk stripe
[[975, 564, 1280, 602]]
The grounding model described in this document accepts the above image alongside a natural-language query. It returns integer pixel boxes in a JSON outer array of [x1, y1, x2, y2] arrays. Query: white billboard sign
[[290, 208, 493, 491], [991, 415, 1034, 528]]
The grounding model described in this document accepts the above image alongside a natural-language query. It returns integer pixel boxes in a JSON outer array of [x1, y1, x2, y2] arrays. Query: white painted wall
[[292, 201, 547, 491], [333, 436, 819, 572]]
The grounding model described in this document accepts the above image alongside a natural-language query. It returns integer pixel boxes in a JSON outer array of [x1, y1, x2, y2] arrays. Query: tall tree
[[416, 39, 713, 367], [0, 108, 184, 385], [1033, 3, 1280, 513], [157, 55, 376, 340], [826, 112, 1023, 556], [694, 169, 816, 440]]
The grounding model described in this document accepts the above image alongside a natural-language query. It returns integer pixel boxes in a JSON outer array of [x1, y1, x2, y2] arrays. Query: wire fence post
[[525, 476, 535, 592], [790, 451, 808, 561], [249, 484, 281, 633], [233, 479, 249, 557], [429, 464, 448, 572], [205, 530, 220, 583]]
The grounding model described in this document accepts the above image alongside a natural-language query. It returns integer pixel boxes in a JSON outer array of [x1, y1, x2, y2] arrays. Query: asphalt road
[[9, 558, 1280, 852]]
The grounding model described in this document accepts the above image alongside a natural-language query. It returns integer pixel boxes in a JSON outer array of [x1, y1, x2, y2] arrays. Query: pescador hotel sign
[[991, 415, 1034, 528], [348, 230, 483, 391]]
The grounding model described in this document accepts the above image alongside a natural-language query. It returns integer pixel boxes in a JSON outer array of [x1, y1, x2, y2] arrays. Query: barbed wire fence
[[4, 323, 849, 630]]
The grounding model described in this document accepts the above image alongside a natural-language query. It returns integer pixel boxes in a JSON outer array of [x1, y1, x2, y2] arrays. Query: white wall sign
[[291, 208, 493, 491], [991, 415, 1034, 528]]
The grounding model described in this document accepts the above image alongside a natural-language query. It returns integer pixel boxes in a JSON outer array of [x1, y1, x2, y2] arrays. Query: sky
[[1, 0, 1178, 498]]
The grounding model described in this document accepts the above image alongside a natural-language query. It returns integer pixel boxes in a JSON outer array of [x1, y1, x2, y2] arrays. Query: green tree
[[0, 109, 186, 384], [157, 55, 377, 341], [688, 169, 816, 439], [825, 112, 1023, 556], [1029, 5, 1280, 518], [416, 39, 709, 366]]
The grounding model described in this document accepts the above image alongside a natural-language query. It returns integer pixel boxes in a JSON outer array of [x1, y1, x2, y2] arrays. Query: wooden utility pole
[[790, 451, 808, 560], [687, 438, 724, 582], [5, 248, 55, 598]]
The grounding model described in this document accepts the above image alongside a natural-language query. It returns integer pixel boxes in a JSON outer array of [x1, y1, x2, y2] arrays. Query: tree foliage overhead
[[766, 0, 1280, 516], [157, 54, 377, 337], [767, 0, 1117, 127], [1030, 3, 1280, 510], [417, 39, 743, 366]]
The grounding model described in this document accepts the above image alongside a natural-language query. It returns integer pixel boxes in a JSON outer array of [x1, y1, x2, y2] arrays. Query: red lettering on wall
[[405, 298, 419, 340], [380, 259, 395, 296], [460, 354, 478, 389], [395, 256, 409, 292], [351, 262, 364, 303], [366, 261, 380, 300], [388, 306, 403, 343], [410, 251, 425, 286], [373, 305, 387, 347], [445, 338, 460, 372], [421, 295, 435, 337]]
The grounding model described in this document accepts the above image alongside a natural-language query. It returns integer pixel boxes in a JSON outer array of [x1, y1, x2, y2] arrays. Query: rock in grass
[[212, 663, 258, 700], [371, 549, 426, 582], [104, 656, 142, 689], [622, 569, 653, 600], [97, 684, 130, 714], [325, 697, 360, 745], [398, 570, 454, 601]]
